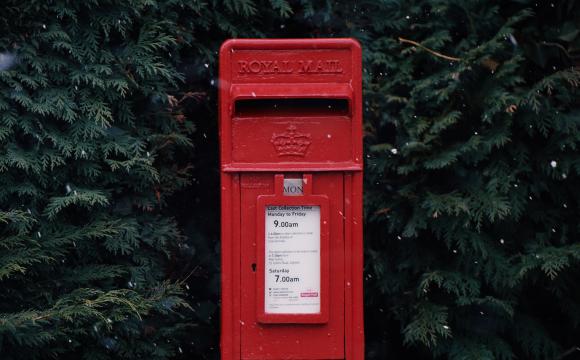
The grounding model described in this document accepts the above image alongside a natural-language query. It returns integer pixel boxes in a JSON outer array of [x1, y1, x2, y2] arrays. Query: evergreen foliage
[[358, 1, 580, 359], [1, 0, 579, 359], [0, 0, 199, 358]]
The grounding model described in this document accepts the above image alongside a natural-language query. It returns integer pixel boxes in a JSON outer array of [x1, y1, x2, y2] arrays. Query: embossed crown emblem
[[271, 125, 311, 157]]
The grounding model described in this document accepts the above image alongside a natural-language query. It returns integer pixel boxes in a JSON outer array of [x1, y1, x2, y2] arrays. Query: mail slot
[[219, 39, 363, 360]]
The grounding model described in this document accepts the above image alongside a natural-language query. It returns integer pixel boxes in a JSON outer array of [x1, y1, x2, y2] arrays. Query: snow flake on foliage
[[102, 337, 117, 350], [0, 52, 16, 71]]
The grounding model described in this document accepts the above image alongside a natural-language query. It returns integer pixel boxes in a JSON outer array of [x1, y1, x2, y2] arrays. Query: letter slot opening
[[235, 98, 350, 117]]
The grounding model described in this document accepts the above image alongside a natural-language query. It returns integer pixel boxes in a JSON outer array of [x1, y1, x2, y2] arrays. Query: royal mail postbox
[[219, 39, 363, 360]]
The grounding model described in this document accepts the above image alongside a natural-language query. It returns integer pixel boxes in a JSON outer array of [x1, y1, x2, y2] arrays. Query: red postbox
[[219, 38, 363, 360]]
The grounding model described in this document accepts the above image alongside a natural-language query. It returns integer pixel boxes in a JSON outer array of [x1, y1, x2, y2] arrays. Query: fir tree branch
[[541, 41, 571, 59], [398, 37, 461, 62], [556, 346, 580, 360]]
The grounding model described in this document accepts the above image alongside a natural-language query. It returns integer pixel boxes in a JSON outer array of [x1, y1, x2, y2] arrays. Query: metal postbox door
[[240, 173, 344, 359]]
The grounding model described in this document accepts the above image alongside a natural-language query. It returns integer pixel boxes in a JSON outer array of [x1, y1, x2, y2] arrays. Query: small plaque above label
[[283, 178, 303, 196], [264, 205, 320, 314]]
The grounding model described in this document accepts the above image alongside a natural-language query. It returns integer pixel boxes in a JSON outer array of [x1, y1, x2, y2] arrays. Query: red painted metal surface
[[220, 38, 363, 360]]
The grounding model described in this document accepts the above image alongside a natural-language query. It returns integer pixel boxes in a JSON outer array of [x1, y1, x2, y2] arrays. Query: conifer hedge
[[1, 1, 579, 359]]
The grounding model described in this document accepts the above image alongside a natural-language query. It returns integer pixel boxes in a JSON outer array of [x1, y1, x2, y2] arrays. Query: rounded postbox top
[[219, 38, 362, 173], [220, 37, 361, 56]]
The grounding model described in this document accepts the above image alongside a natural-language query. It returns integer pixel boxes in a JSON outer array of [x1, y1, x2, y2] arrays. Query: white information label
[[264, 205, 320, 314]]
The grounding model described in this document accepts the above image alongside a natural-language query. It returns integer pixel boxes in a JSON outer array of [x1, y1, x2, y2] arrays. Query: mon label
[[283, 178, 303, 196], [264, 205, 320, 314]]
